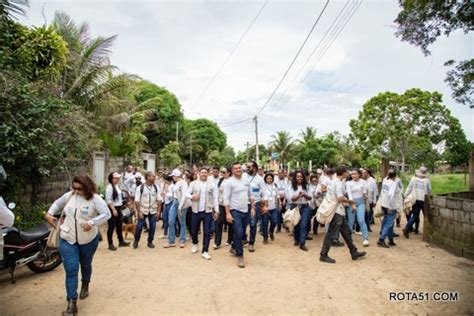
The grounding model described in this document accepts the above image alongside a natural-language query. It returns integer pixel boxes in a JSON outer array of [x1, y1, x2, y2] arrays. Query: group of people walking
[[44, 161, 431, 315]]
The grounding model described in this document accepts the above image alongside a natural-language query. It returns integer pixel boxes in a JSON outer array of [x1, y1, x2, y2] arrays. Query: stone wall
[[424, 192, 474, 260]]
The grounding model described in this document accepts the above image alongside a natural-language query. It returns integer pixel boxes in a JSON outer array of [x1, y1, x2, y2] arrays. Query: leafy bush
[[13, 203, 48, 230]]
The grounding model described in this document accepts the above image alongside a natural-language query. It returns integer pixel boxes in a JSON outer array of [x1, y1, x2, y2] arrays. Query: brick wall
[[424, 192, 474, 260]]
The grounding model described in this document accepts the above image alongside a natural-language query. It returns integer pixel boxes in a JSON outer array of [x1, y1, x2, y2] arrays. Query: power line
[[254, 0, 330, 117], [269, 0, 352, 112], [192, 0, 269, 108]]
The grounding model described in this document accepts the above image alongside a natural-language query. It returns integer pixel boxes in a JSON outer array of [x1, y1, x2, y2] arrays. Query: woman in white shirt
[[105, 172, 129, 251], [288, 170, 312, 251], [262, 173, 279, 244], [158, 174, 173, 239], [345, 169, 369, 246], [214, 167, 232, 249], [45, 174, 110, 315]]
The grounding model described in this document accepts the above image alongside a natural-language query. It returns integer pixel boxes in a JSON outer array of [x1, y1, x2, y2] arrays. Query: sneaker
[[355, 231, 363, 236], [332, 240, 344, 247], [119, 241, 130, 247], [108, 245, 117, 251], [213, 244, 220, 250], [402, 228, 409, 239], [263, 239, 268, 245], [351, 251, 367, 260], [388, 239, 397, 246], [320, 255, 336, 264], [192, 244, 198, 254], [225, 242, 230, 246], [270, 233, 274, 241], [163, 243, 176, 248], [363, 240, 369, 247], [237, 257, 245, 268], [377, 240, 389, 248], [201, 252, 212, 260], [229, 248, 237, 256], [147, 242, 155, 249], [306, 236, 313, 240], [133, 240, 139, 249], [249, 244, 255, 252], [180, 243, 185, 248], [157, 235, 165, 239], [293, 241, 299, 246]]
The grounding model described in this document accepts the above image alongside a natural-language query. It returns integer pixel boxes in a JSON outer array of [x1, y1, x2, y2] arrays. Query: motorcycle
[[1, 201, 62, 283]]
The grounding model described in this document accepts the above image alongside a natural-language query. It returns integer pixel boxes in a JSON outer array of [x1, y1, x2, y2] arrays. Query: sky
[[22, 0, 473, 152]]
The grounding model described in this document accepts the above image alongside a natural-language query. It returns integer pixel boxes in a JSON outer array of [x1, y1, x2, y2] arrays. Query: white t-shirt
[[381, 178, 401, 210], [326, 178, 346, 216], [405, 177, 432, 201], [223, 176, 254, 212], [105, 184, 122, 207], [244, 173, 265, 203], [346, 179, 367, 200], [287, 185, 312, 204], [263, 183, 278, 210]]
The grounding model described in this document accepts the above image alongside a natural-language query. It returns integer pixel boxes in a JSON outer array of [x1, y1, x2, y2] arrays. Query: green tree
[[443, 116, 471, 168], [349, 89, 453, 172], [207, 146, 236, 167], [268, 131, 295, 163], [160, 141, 182, 168], [394, 1, 473, 107], [0, 0, 29, 20]]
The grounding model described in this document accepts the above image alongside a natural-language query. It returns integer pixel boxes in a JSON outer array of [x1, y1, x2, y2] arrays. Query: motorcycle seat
[[19, 222, 51, 243]]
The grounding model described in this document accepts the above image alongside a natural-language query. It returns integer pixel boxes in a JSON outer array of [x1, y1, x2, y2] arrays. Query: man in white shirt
[[244, 161, 266, 252], [319, 166, 367, 264], [224, 162, 255, 268], [403, 166, 432, 237], [274, 170, 288, 232], [134, 172, 162, 249], [188, 168, 219, 260], [378, 169, 401, 248]]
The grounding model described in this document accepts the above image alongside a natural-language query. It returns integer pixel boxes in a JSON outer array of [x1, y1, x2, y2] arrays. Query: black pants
[[107, 206, 124, 245], [215, 205, 233, 246], [320, 213, 357, 257]]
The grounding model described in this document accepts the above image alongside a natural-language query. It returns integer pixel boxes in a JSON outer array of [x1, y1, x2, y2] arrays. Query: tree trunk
[[400, 152, 406, 174]]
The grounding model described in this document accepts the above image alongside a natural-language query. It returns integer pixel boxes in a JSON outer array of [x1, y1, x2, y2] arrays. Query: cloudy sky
[[22, 0, 473, 152]]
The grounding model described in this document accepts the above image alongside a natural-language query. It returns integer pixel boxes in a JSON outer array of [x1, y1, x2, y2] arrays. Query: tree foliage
[[268, 131, 295, 163], [444, 59, 474, 108], [181, 118, 227, 163], [160, 141, 182, 168]]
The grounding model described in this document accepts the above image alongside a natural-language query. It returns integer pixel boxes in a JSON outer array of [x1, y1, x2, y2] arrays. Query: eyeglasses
[[72, 186, 83, 192]]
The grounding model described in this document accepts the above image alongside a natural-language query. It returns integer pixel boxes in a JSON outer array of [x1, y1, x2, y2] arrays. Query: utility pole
[[176, 122, 179, 142], [254, 115, 259, 163], [189, 133, 193, 165]]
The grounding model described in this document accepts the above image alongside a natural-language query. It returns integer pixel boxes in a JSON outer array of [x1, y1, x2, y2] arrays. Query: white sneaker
[[363, 239, 369, 247], [225, 242, 230, 246], [213, 244, 220, 250], [191, 244, 198, 253], [201, 252, 211, 260], [355, 231, 363, 236], [157, 235, 165, 239]]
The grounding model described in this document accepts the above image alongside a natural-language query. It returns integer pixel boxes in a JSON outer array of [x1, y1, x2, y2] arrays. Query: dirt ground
[[1, 216, 473, 315]]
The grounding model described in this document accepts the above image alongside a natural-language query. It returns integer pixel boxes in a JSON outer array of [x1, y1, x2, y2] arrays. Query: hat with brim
[[415, 166, 429, 178], [112, 172, 122, 178]]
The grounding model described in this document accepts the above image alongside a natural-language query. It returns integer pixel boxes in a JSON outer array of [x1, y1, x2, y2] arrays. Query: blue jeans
[[292, 204, 311, 246], [162, 202, 172, 235], [346, 198, 369, 240], [168, 199, 179, 244], [405, 200, 424, 231], [178, 207, 188, 244], [191, 212, 213, 252], [60, 235, 99, 300], [231, 209, 248, 257], [380, 208, 396, 241], [248, 203, 261, 245], [135, 213, 157, 243], [261, 209, 278, 239]]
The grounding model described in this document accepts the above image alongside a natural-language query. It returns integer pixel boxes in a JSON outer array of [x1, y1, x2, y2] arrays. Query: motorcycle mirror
[[8, 202, 16, 210]]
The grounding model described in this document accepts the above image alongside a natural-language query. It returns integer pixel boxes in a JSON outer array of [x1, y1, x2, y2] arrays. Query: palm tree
[[0, 0, 29, 20], [299, 126, 317, 145], [52, 12, 133, 112], [269, 131, 295, 163]]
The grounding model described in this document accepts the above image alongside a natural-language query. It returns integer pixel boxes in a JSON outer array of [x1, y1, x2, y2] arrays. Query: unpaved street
[[1, 218, 473, 315]]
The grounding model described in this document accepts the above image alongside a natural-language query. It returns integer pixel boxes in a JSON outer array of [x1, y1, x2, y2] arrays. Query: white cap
[[112, 172, 122, 178], [135, 172, 143, 178], [171, 169, 182, 177]]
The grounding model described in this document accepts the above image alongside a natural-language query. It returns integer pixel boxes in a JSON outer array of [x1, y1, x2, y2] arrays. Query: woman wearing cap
[[105, 172, 129, 251], [403, 166, 432, 237], [45, 174, 111, 315], [164, 169, 190, 248]]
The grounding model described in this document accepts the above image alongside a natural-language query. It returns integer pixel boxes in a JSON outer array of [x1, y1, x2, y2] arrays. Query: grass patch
[[401, 173, 469, 195]]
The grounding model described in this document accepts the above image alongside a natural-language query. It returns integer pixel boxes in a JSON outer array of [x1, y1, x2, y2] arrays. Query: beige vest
[[189, 180, 216, 214], [60, 193, 99, 245]]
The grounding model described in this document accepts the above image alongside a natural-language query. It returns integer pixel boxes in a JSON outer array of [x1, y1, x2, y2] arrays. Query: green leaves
[[160, 141, 182, 168]]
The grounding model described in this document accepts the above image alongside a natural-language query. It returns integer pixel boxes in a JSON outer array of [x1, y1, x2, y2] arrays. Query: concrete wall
[[424, 192, 474, 260]]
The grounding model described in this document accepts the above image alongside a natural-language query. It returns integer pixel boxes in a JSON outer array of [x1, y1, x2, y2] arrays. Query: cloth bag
[[283, 205, 301, 231], [316, 196, 337, 225], [374, 198, 383, 218], [46, 193, 73, 249]]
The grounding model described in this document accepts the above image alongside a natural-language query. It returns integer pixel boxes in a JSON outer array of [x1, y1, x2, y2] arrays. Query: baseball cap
[[171, 169, 182, 177]]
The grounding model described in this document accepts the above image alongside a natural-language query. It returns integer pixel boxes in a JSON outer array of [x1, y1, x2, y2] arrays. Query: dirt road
[[1, 218, 473, 315]]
